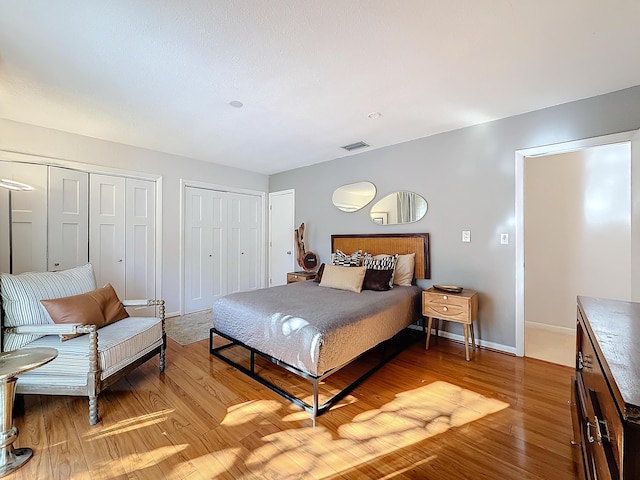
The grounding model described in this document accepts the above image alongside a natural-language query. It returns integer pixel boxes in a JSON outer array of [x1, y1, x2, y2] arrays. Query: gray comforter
[[212, 281, 421, 376]]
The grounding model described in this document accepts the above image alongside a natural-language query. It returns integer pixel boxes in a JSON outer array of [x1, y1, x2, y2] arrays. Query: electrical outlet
[[462, 230, 471, 243], [500, 233, 509, 245]]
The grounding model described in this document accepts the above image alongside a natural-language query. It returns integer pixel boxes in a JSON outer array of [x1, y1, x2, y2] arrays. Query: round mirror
[[369, 191, 428, 225], [332, 181, 376, 212]]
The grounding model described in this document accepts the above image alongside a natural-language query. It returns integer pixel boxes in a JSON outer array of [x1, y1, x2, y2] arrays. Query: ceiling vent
[[340, 141, 370, 152]]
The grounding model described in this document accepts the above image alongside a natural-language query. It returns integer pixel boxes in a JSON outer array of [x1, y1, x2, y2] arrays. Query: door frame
[[514, 130, 636, 356], [179, 179, 267, 315]]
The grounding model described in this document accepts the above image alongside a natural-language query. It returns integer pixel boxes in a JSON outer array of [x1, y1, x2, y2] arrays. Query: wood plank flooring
[[7, 333, 578, 479]]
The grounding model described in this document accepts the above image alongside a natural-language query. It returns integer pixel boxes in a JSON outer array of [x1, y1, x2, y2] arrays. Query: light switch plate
[[462, 230, 471, 243], [500, 233, 509, 245]]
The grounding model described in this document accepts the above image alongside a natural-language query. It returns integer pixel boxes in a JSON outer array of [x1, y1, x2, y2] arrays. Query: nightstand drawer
[[422, 291, 469, 309], [423, 303, 469, 322], [287, 272, 316, 283]]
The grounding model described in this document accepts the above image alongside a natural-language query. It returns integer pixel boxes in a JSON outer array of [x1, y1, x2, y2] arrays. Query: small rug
[[165, 309, 212, 345]]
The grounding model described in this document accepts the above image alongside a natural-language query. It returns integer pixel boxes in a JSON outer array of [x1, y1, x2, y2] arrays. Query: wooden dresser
[[572, 296, 640, 479]]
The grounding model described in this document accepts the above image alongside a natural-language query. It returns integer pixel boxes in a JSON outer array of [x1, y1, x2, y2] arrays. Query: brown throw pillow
[[362, 269, 393, 291], [41, 283, 129, 341]]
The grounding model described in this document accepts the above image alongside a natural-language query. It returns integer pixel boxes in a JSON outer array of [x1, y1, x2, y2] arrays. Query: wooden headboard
[[331, 233, 431, 279]]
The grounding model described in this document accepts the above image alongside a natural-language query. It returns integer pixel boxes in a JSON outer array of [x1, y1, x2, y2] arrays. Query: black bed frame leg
[[251, 351, 255, 373], [312, 380, 318, 428]]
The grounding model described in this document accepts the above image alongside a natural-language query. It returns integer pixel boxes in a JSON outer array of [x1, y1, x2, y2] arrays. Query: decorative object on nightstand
[[423, 287, 478, 361], [287, 271, 316, 284]]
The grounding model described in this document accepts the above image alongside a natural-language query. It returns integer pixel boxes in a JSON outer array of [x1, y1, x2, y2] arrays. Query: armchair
[[0, 264, 166, 425]]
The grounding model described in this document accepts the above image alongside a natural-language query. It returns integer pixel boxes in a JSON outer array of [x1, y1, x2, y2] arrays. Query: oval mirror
[[332, 181, 376, 212], [369, 190, 428, 225]]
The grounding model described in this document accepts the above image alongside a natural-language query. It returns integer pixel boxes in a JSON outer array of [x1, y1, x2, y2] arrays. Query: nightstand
[[422, 287, 478, 361], [287, 271, 316, 284]]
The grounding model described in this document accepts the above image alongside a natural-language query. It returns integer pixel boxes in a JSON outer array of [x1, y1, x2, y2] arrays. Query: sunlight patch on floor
[[236, 381, 509, 478], [87, 409, 174, 440]]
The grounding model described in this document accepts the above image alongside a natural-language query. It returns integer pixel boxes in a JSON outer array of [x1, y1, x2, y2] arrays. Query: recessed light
[[229, 101, 244, 108], [368, 112, 381, 119]]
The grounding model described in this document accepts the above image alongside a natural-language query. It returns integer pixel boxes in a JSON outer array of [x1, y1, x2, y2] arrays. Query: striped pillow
[[331, 249, 362, 267], [363, 253, 399, 288], [1, 264, 97, 351]]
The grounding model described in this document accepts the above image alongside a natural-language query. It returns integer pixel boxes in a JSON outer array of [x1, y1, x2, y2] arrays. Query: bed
[[209, 233, 430, 420]]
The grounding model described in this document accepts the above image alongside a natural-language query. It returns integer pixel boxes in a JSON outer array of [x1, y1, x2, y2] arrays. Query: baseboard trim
[[407, 324, 516, 355], [525, 321, 574, 336]]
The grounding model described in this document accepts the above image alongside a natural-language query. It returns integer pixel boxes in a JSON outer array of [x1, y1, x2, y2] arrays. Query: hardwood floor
[[8, 333, 578, 479]]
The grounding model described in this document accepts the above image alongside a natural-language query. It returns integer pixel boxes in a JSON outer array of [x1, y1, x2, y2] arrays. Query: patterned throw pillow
[[363, 253, 399, 288], [330, 249, 363, 267]]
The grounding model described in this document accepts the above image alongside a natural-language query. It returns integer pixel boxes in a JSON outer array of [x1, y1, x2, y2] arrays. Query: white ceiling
[[1, 1, 640, 175]]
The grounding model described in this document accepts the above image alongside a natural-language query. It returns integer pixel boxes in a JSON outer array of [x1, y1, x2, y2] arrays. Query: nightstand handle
[[443, 295, 448, 300], [442, 306, 448, 312]]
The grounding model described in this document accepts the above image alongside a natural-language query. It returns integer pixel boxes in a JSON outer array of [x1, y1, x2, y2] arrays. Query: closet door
[[90, 174, 126, 296], [7, 163, 48, 274], [48, 167, 89, 271], [228, 193, 261, 294], [0, 163, 10, 273], [184, 187, 227, 312], [125, 178, 156, 299]]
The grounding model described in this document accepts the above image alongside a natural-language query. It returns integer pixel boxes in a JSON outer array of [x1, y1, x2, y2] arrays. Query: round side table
[[0, 347, 58, 478]]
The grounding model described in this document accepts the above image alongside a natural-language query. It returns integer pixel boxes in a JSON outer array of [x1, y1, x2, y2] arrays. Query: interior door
[[0, 162, 10, 273], [48, 166, 89, 271], [125, 178, 156, 300], [228, 192, 261, 294], [90, 174, 126, 297], [9, 163, 48, 274], [184, 187, 227, 313], [269, 190, 295, 286]]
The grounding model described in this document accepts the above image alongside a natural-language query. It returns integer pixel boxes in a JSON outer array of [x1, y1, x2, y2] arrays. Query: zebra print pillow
[[330, 249, 363, 267], [1, 264, 97, 350]]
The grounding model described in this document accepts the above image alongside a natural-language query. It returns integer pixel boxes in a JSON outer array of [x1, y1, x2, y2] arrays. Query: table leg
[[0, 376, 33, 477], [463, 324, 470, 361], [470, 322, 476, 350], [425, 317, 433, 350]]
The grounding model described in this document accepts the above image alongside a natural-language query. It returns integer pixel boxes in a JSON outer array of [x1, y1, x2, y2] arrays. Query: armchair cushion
[[16, 316, 163, 387], [41, 283, 129, 341], [1, 264, 97, 350]]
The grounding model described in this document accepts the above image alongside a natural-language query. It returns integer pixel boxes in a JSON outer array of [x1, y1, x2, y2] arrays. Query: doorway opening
[[514, 131, 637, 359]]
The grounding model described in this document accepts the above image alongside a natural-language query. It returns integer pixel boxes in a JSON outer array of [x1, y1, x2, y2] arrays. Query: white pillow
[[393, 253, 416, 286], [319, 265, 366, 293]]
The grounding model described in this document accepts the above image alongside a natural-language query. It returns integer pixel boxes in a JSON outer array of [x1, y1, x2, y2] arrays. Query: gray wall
[[0, 119, 269, 316], [269, 86, 640, 351]]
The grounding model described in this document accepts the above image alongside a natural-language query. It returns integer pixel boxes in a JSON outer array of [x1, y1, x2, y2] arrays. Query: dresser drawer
[[578, 327, 622, 477]]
